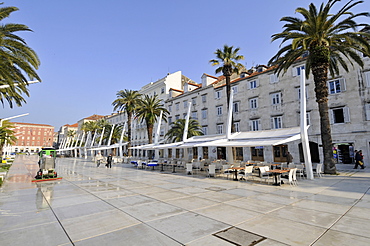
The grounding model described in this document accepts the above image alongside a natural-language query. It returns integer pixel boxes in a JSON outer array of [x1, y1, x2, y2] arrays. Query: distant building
[[10, 122, 54, 153], [56, 123, 78, 148]]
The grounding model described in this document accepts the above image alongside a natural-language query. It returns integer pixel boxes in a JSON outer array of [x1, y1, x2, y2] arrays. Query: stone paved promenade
[[1, 155, 370, 245]]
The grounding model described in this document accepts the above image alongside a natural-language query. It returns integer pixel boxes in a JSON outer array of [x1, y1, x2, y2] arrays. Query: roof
[[84, 114, 105, 120]]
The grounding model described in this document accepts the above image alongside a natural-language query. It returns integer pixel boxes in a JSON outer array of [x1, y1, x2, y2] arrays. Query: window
[[330, 107, 350, 124], [175, 103, 179, 110], [250, 98, 258, 109], [249, 119, 261, 131], [202, 126, 208, 135], [271, 92, 281, 105], [270, 73, 279, 83], [202, 109, 207, 119], [217, 124, 223, 134], [271, 116, 283, 129], [328, 78, 346, 94], [233, 102, 240, 113], [293, 65, 305, 76], [192, 97, 197, 105], [201, 94, 207, 103], [297, 87, 308, 100], [249, 80, 258, 89], [234, 122, 240, 132], [168, 117, 172, 124], [184, 100, 188, 108], [215, 90, 222, 99], [216, 106, 223, 116], [191, 111, 197, 119], [175, 115, 180, 120], [232, 85, 238, 94], [183, 113, 187, 119], [161, 87, 165, 94], [168, 105, 172, 112]]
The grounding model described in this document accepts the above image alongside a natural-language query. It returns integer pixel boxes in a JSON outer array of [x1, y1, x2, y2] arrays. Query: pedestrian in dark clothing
[[106, 154, 113, 168], [354, 150, 365, 169], [287, 152, 293, 164]]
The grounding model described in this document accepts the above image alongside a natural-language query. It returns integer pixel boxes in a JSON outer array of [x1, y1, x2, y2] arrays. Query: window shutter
[[256, 79, 259, 88], [292, 67, 297, 77], [270, 74, 275, 83], [339, 78, 346, 92], [258, 120, 261, 131], [343, 107, 350, 122], [365, 72, 370, 87], [329, 109, 334, 124], [271, 118, 274, 129], [249, 121, 252, 131], [365, 103, 370, 121]]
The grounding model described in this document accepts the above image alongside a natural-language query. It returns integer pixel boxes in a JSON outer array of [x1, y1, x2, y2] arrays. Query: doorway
[[251, 147, 264, 161], [273, 145, 288, 162], [217, 147, 226, 160]]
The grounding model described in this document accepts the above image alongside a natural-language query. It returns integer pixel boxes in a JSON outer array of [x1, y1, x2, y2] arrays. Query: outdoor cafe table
[[147, 162, 158, 170], [266, 169, 289, 186], [270, 163, 281, 170], [230, 167, 245, 181]]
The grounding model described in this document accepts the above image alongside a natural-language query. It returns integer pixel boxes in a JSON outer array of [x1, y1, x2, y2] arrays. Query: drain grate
[[205, 186, 227, 192], [214, 227, 266, 246]]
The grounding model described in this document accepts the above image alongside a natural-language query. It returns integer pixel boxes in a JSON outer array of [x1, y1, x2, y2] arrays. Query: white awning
[[89, 142, 128, 151], [195, 127, 302, 147]]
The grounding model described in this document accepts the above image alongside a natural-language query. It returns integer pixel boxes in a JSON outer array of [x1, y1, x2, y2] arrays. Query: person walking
[[354, 150, 365, 169], [106, 153, 113, 168], [287, 152, 293, 165], [95, 152, 103, 167]]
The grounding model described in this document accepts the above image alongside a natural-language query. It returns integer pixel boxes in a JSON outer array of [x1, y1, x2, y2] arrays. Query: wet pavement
[[1, 155, 370, 245]]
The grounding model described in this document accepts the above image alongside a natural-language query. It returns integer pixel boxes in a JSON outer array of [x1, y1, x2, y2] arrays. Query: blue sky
[[2, 0, 370, 130]]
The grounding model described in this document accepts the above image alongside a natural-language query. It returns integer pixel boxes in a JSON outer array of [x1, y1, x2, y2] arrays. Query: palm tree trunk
[[127, 112, 132, 156], [147, 124, 154, 144], [312, 64, 337, 174]]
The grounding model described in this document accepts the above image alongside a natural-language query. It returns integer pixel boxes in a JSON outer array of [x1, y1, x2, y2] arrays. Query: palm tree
[[209, 45, 245, 132], [112, 89, 141, 156], [135, 94, 169, 144], [165, 119, 203, 143], [0, 3, 41, 108], [268, 0, 370, 174], [0, 120, 17, 156]]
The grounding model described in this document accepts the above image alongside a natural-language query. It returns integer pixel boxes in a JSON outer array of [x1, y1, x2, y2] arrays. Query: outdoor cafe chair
[[136, 160, 143, 169], [258, 166, 273, 184], [239, 165, 254, 181], [281, 168, 297, 186], [186, 163, 193, 175], [314, 163, 323, 178], [207, 164, 216, 177], [222, 164, 232, 179], [295, 164, 305, 179]]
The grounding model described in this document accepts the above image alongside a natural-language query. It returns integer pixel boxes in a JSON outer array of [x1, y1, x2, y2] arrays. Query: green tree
[[135, 94, 168, 144], [210, 45, 245, 132], [0, 3, 41, 108], [165, 119, 203, 143], [268, 0, 370, 174], [112, 89, 141, 156], [0, 120, 17, 156]]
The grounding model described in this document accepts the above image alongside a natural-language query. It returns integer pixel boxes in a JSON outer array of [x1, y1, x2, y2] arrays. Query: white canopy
[[195, 127, 302, 147], [89, 142, 128, 151]]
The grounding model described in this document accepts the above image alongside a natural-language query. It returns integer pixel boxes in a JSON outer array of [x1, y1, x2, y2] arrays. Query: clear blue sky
[[2, 0, 370, 130]]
